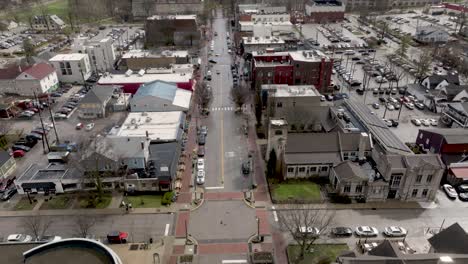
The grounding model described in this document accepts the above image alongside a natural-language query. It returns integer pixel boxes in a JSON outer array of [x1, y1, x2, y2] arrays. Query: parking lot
[[87, 25, 144, 52]]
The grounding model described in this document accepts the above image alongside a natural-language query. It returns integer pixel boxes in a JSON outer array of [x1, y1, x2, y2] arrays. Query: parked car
[[12, 145, 31, 152], [2, 188, 17, 201], [242, 161, 251, 175], [197, 146, 205, 157], [331, 227, 353, 237], [107, 231, 128, 244], [7, 233, 31, 242], [198, 125, 208, 136], [198, 134, 206, 145], [26, 133, 42, 141], [421, 119, 430, 126], [429, 119, 438, 126], [196, 170, 205, 185], [383, 226, 407, 237], [411, 118, 421, 126], [76, 123, 84, 130], [355, 226, 379, 237], [372, 103, 380, 109], [404, 102, 415, 110], [15, 139, 37, 148], [459, 192, 468, 201], [386, 103, 395, 111], [85, 123, 95, 131], [389, 119, 399, 127], [443, 184, 457, 199], [297, 226, 320, 237], [197, 158, 205, 171], [415, 102, 425, 110], [12, 150, 25, 158]]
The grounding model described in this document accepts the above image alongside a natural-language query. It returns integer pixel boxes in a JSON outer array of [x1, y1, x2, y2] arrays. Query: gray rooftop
[[0, 151, 11, 167], [285, 132, 371, 153], [344, 99, 412, 154], [333, 161, 369, 182], [428, 223, 468, 255], [79, 85, 118, 105], [17, 164, 80, 182], [421, 128, 468, 144]]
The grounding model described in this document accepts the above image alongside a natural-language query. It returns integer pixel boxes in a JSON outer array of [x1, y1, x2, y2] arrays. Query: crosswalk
[[211, 106, 235, 111]]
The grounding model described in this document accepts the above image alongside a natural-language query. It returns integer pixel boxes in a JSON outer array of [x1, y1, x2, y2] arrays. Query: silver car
[[355, 226, 378, 237], [383, 226, 407, 237]]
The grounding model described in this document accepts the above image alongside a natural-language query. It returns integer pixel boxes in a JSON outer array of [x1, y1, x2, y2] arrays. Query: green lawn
[[125, 194, 163, 208], [14, 197, 37, 210], [0, 0, 69, 22], [40, 195, 72, 210], [271, 182, 322, 203], [77, 193, 112, 209], [287, 244, 349, 264]]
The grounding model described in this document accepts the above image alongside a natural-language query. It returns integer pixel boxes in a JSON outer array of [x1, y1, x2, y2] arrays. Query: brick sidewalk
[[204, 192, 244, 201], [198, 242, 249, 254]]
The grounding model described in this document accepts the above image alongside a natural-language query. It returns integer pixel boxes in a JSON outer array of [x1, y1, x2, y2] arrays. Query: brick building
[[145, 15, 200, 47], [304, 0, 345, 23], [251, 50, 333, 93]]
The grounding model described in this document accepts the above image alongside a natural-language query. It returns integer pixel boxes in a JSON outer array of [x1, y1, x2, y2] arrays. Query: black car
[[389, 119, 399, 127], [26, 133, 42, 141], [198, 134, 206, 145], [379, 97, 387, 103], [1, 188, 17, 201], [12, 145, 31, 152], [15, 140, 37, 148], [242, 161, 251, 175], [209, 59, 217, 64], [356, 88, 364, 95], [331, 227, 353, 237]]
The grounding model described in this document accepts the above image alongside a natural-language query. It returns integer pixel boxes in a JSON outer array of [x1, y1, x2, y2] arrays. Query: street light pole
[[256, 216, 260, 240]]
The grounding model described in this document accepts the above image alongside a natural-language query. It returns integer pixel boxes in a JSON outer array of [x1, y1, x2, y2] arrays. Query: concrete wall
[[50, 57, 92, 84]]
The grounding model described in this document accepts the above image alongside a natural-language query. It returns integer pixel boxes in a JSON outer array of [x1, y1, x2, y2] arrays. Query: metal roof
[[344, 99, 412, 154]]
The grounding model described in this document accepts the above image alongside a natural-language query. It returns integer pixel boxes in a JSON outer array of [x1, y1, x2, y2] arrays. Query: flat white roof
[[98, 72, 192, 84], [289, 50, 329, 62], [242, 36, 285, 45], [262, 84, 321, 97], [122, 49, 189, 59], [108, 111, 183, 141], [147, 14, 196, 20], [173, 89, 192, 108], [239, 21, 293, 26], [49, 53, 87, 61]]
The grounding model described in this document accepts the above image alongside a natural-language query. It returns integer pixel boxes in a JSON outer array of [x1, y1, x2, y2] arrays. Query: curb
[[190, 197, 205, 212], [244, 197, 256, 209]]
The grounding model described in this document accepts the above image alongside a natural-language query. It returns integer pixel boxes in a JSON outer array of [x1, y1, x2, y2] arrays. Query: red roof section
[[22, 63, 55, 80], [451, 167, 468, 179], [0, 65, 22, 80]]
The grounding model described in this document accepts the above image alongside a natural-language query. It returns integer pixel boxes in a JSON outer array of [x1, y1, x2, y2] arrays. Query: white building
[[242, 36, 286, 53], [0, 63, 59, 96], [49, 53, 92, 84], [415, 25, 449, 44], [251, 13, 290, 23], [73, 37, 116, 73], [240, 21, 294, 35], [107, 111, 185, 142]]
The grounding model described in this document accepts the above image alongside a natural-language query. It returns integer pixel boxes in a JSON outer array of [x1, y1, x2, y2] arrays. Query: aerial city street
[[0, 0, 468, 263]]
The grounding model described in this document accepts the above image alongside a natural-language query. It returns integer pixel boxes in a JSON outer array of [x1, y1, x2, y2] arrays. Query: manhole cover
[[129, 244, 139, 250]]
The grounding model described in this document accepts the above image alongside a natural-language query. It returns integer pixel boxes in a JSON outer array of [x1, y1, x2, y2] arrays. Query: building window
[[275, 130, 283, 135], [426, 174, 433, 183], [344, 185, 351, 193], [141, 183, 146, 187], [267, 72, 272, 77], [277, 102, 282, 108], [412, 189, 418, 197], [298, 167, 306, 173], [390, 174, 402, 188], [422, 189, 428, 197], [425, 138, 430, 145], [416, 174, 422, 183], [287, 167, 294, 173], [343, 152, 349, 160], [310, 167, 317, 173], [321, 166, 328, 172], [152, 183, 157, 187], [355, 185, 363, 193], [419, 133, 423, 139]]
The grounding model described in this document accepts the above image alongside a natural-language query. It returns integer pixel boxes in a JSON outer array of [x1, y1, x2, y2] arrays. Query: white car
[[36, 235, 62, 242], [429, 119, 438, 126], [355, 226, 379, 237], [7, 234, 32, 242], [85, 123, 95, 131], [197, 158, 205, 171], [404, 102, 415, 109], [443, 184, 458, 199], [297, 226, 320, 237], [411, 118, 421, 126], [386, 103, 395, 111], [421, 119, 430, 126], [196, 170, 205, 185], [383, 226, 407, 237]]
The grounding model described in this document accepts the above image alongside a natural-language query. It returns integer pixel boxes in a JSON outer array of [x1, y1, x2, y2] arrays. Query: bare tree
[[21, 214, 53, 240], [73, 215, 97, 238], [395, 35, 410, 59], [230, 82, 250, 112], [22, 38, 36, 65], [277, 206, 334, 263], [413, 50, 432, 83], [194, 82, 213, 113]]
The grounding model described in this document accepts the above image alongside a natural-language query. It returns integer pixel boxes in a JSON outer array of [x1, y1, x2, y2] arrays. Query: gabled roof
[[0, 151, 11, 167], [285, 132, 370, 153], [443, 84, 468, 101], [420, 128, 468, 144], [428, 223, 468, 254], [368, 240, 399, 258], [403, 154, 444, 170], [423, 74, 460, 89], [0, 65, 22, 80], [22, 63, 55, 80], [333, 161, 369, 182], [79, 85, 117, 105]]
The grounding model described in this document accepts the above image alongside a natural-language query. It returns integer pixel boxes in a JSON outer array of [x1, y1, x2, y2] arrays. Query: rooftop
[[242, 36, 285, 45], [49, 53, 87, 61], [420, 128, 468, 144], [289, 50, 329, 62], [133, 80, 192, 109], [79, 85, 119, 105], [97, 70, 192, 85], [16, 163, 80, 182], [122, 49, 189, 59], [262, 84, 321, 97], [108, 111, 184, 142], [0, 151, 11, 167], [148, 141, 180, 180], [239, 21, 293, 27]]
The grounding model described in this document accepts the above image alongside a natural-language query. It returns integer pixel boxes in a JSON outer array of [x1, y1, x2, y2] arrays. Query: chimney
[[141, 141, 145, 150], [358, 132, 369, 161]]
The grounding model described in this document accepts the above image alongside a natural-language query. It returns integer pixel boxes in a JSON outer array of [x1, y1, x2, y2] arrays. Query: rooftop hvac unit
[[141, 112, 147, 116], [146, 117, 152, 122], [125, 69, 133, 77], [131, 118, 136, 124], [138, 69, 145, 77]]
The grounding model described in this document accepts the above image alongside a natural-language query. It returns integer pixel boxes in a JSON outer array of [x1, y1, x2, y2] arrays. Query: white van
[[344, 50, 355, 55]]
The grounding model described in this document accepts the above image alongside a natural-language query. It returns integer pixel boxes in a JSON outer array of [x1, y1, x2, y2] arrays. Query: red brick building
[[251, 50, 333, 93], [304, 0, 345, 23]]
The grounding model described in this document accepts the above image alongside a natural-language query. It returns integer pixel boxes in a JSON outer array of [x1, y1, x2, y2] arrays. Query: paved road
[[202, 11, 250, 192], [0, 213, 174, 244]]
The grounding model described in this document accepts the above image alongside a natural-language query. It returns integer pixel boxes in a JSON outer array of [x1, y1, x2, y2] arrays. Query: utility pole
[[47, 102, 60, 144], [33, 90, 50, 153]]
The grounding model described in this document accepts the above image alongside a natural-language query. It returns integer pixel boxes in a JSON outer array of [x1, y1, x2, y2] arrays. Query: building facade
[[344, 0, 442, 11], [242, 36, 287, 53], [304, 0, 345, 23], [49, 54, 92, 84], [77, 85, 119, 119], [31, 15, 65, 31], [121, 50, 189, 70], [0, 63, 59, 96], [145, 15, 200, 47], [252, 50, 334, 93], [73, 37, 116, 73]]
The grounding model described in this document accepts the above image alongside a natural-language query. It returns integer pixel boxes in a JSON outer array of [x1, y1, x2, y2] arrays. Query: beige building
[[121, 50, 189, 70]]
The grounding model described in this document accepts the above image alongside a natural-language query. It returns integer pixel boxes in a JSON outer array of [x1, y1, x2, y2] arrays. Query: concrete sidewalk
[[0, 203, 190, 217], [271, 200, 439, 210]]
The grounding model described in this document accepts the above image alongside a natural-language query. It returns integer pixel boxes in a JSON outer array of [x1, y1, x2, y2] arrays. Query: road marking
[[164, 224, 170, 236], [222, 260, 247, 264], [205, 186, 225, 190], [272, 206, 278, 222]]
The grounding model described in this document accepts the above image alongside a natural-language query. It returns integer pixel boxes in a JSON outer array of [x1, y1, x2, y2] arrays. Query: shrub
[[330, 194, 352, 204], [162, 191, 174, 206]]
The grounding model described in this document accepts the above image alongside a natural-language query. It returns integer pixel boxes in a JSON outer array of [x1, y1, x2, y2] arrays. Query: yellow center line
[[220, 69, 224, 185]]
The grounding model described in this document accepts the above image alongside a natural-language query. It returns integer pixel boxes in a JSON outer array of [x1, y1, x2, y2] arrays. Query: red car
[[12, 150, 25, 158], [107, 231, 128, 244]]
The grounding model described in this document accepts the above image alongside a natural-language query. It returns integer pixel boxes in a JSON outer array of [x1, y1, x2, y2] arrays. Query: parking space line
[[164, 223, 170, 236], [222, 260, 247, 264], [272, 206, 278, 222], [205, 186, 224, 190]]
